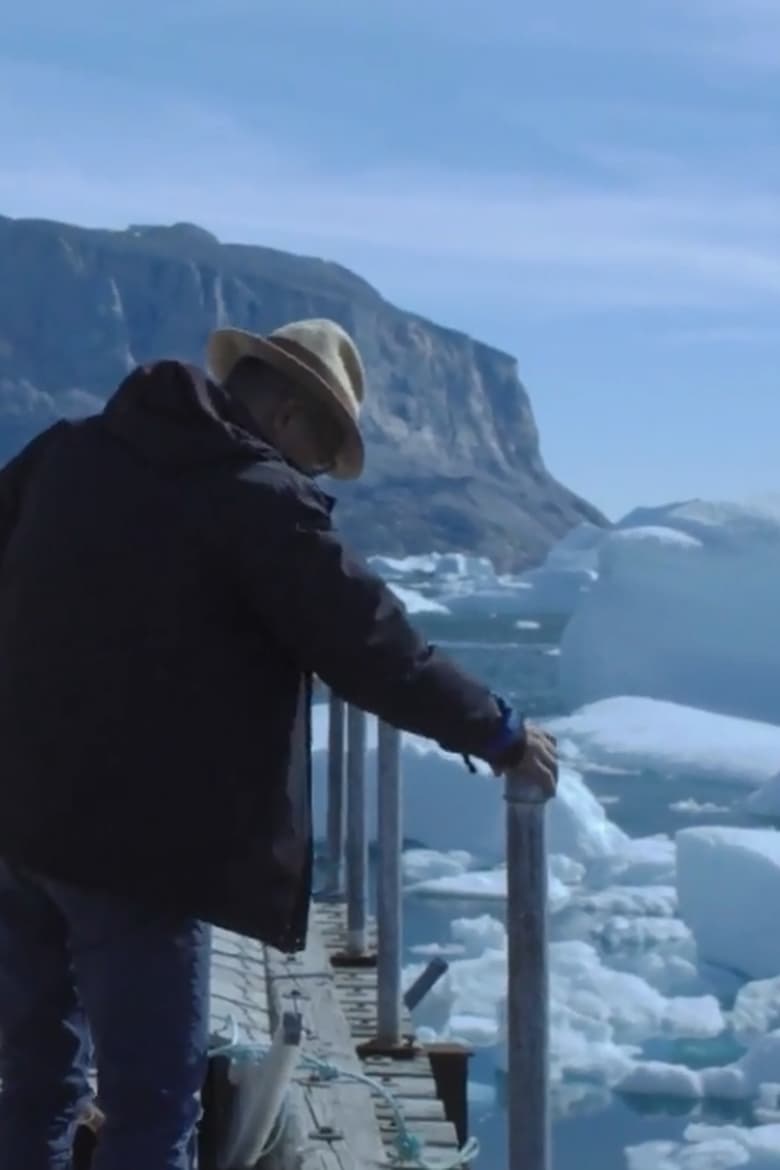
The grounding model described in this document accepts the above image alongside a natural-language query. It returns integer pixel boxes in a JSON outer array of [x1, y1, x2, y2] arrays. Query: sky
[[1, 0, 778, 518]]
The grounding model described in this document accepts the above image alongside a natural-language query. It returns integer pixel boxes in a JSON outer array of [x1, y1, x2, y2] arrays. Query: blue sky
[[2, 0, 778, 517]]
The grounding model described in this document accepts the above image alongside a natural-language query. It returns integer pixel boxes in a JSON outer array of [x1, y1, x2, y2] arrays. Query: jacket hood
[[101, 359, 283, 471]]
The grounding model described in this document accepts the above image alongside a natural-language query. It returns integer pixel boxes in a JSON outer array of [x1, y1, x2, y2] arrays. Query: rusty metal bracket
[[309, 1123, 343, 1141], [425, 1042, 473, 1147], [355, 1034, 422, 1061]]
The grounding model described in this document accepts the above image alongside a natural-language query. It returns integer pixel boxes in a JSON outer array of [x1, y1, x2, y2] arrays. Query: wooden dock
[[200, 901, 464, 1168]]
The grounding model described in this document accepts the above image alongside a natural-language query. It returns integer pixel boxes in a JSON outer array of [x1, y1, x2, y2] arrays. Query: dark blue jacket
[[0, 361, 504, 949]]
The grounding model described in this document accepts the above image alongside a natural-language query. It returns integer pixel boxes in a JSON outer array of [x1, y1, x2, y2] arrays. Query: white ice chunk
[[677, 827, 780, 979], [627, 1123, 780, 1170], [549, 697, 780, 787]]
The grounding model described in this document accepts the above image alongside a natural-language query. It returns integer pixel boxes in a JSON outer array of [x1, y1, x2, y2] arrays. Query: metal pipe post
[[326, 693, 346, 893], [376, 721, 402, 1043], [504, 769, 551, 1170], [345, 706, 368, 955]]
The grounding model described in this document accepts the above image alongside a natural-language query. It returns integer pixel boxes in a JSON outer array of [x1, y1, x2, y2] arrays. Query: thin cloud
[[0, 134, 776, 313], [0, 47, 775, 316]]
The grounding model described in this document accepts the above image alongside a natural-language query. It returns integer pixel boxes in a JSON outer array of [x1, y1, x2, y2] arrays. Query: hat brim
[[207, 328, 365, 480]]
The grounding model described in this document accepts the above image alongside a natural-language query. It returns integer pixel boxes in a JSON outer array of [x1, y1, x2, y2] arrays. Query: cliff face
[[0, 215, 604, 568]]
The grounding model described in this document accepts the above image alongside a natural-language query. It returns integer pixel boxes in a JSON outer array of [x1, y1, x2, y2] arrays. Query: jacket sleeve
[[0, 424, 67, 565], [231, 473, 505, 760]]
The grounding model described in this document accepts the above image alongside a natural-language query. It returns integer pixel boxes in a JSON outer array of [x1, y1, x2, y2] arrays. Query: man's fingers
[[517, 752, 557, 793], [530, 742, 557, 774], [538, 739, 557, 765], [524, 761, 556, 795]]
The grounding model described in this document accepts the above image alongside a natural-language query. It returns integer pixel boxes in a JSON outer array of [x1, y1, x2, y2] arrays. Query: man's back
[[0, 363, 316, 948]]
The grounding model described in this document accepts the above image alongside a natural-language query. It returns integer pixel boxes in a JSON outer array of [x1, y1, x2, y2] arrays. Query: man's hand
[[490, 724, 558, 797]]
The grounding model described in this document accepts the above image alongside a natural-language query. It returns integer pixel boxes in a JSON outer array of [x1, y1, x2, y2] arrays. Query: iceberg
[[386, 583, 450, 615], [513, 521, 603, 616], [548, 697, 780, 787], [677, 826, 780, 979], [559, 499, 780, 724], [368, 552, 498, 586], [369, 550, 536, 618], [311, 704, 503, 855], [369, 535, 605, 621]]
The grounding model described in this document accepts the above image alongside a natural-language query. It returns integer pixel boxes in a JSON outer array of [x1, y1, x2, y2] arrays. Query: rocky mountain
[[0, 214, 605, 568]]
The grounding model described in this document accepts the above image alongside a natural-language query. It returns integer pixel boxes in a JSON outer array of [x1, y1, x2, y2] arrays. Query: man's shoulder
[[233, 459, 336, 519]]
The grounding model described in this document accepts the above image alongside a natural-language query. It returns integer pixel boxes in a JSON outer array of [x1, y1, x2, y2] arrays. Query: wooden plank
[[361, 1055, 439, 1079], [375, 1096, 447, 1122], [311, 907, 462, 1167], [365, 1074, 437, 1098], [378, 1117, 459, 1146], [265, 924, 388, 1170]]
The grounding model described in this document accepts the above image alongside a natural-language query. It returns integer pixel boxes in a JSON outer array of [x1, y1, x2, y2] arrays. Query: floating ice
[[677, 827, 780, 979], [388, 584, 451, 615], [313, 706, 653, 864], [406, 916, 507, 1047], [311, 694, 780, 1111], [401, 849, 474, 885], [499, 521, 605, 616], [746, 774, 780, 818], [672, 799, 731, 816], [407, 853, 580, 914], [560, 499, 780, 724], [408, 866, 507, 902], [601, 833, 677, 887], [369, 552, 499, 586], [577, 885, 677, 918], [311, 705, 503, 855], [618, 1030, 780, 1106], [411, 912, 724, 1082], [549, 697, 780, 787], [732, 978, 780, 1045], [371, 537, 603, 619], [626, 1123, 780, 1170], [547, 764, 628, 859]]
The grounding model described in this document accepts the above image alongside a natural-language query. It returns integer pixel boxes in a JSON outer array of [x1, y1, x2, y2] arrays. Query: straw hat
[[207, 319, 365, 479]]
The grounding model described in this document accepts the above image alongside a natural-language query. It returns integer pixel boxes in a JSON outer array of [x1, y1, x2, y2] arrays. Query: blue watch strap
[[483, 696, 526, 759]]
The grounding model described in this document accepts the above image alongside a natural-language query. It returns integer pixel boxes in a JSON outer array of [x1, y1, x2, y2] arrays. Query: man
[[0, 318, 556, 1170]]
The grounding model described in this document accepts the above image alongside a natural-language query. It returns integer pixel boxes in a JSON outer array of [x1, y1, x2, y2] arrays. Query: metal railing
[[322, 690, 551, 1170]]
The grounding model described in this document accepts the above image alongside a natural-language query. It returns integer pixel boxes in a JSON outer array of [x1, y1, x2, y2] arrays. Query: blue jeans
[[0, 860, 211, 1170]]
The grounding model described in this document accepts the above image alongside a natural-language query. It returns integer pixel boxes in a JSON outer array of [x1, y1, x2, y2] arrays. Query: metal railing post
[[345, 706, 368, 955], [326, 693, 346, 893], [376, 721, 402, 1044], [504, 770, 551, 1170]]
